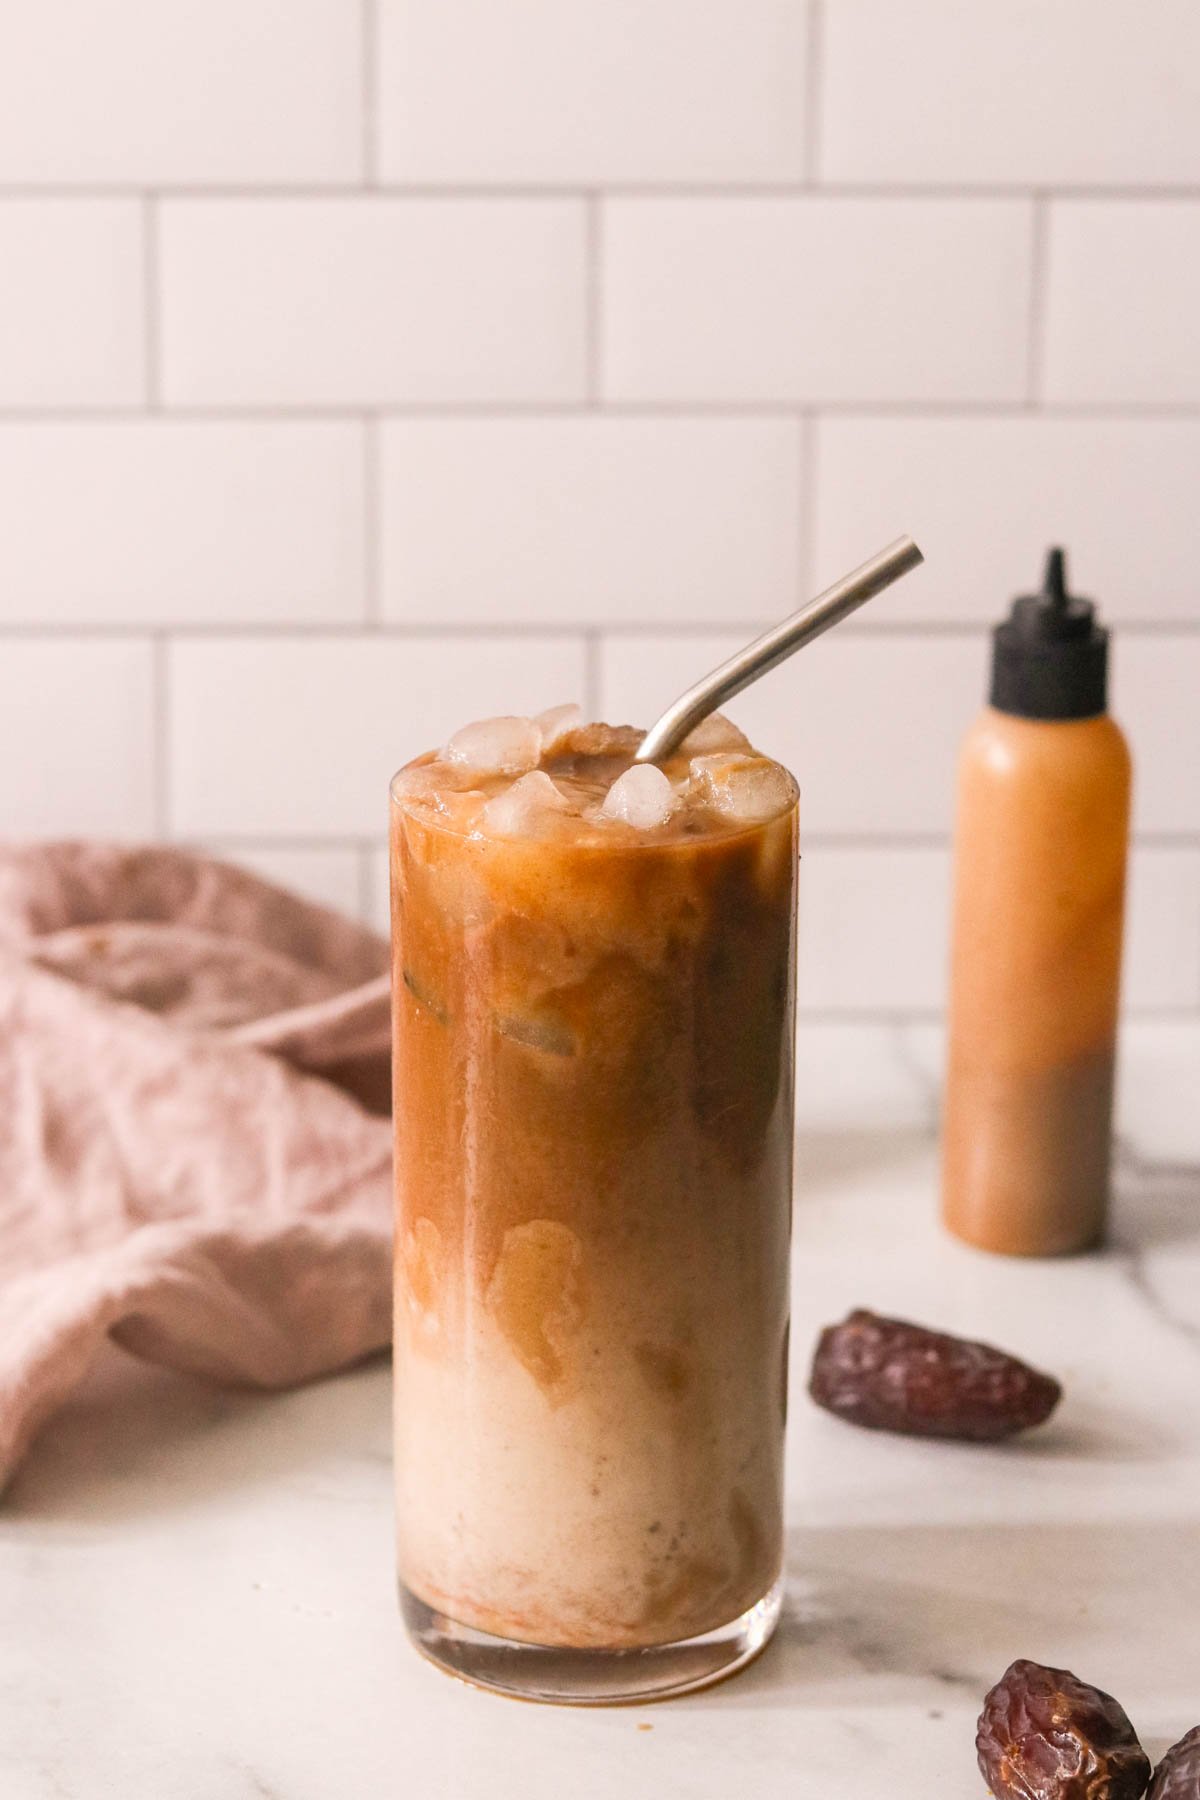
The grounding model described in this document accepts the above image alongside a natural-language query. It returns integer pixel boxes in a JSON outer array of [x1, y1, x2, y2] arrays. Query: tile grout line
[[157, 828, 1200, 853], [0, 619, 1197, 640], [142, 194, 161, 410], [361, 0, 379, 186], [803, 0, 824, 185], [200, 833, 382, 853], [585, 193, 603, 406], [363, 415, 382, 624], [6, 400, 1200, 422], [8, 180, 1200, 200], [1025, 191, 1050, 407]]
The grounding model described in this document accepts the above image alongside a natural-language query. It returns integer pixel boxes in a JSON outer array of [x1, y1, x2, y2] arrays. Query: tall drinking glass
[[390, 718, 797, 1702]]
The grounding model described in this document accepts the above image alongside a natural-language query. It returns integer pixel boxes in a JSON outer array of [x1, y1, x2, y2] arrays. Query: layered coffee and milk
[[390, 707, 797, 1651]]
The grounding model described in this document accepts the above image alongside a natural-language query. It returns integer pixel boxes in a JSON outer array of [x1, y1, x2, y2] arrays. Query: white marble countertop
[[3, 1022, 1199, 1800]]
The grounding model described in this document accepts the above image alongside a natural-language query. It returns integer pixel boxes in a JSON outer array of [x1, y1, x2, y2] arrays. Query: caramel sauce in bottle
[[941, 550, 1131, 1256]]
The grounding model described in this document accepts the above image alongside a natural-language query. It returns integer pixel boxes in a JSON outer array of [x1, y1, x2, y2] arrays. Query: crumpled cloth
[[0, 842, 393, 1493]]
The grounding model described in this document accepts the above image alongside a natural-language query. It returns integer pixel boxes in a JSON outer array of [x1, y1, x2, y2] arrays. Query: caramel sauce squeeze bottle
[[941, 548, 1132, 1256]]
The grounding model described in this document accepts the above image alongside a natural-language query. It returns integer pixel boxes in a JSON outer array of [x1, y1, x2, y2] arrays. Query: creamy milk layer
[[391, 712, 797, 1649]]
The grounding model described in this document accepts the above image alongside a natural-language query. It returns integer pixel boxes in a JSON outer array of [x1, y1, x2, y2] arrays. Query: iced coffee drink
[[390, 707, 798, 1702]]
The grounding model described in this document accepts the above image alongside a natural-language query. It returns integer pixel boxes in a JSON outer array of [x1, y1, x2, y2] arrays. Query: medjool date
[[808, 1309, 1061, 1442], [1149, 1727, 1200, 1800], [977, 1659, 1151, 1800]]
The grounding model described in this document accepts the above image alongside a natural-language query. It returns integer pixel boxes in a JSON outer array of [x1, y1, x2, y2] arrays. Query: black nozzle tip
[[1043, 546, 1068, 607]]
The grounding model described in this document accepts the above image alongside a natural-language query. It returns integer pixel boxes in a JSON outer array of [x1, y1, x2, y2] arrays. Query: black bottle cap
[[989, 547, 1109, 720]]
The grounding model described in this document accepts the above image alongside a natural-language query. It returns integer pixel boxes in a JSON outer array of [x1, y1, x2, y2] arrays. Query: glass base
[[399, 1577, 782, 1705]]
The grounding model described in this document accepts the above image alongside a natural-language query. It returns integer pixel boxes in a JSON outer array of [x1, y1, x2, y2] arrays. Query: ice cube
[[496, 1012, 575, 1056], [692, 753, 794, 824], [600, 763, 677, 829], [480, 770, 571, 837], [444, 715, 541, 775], [390, 762, 441, 805], [392, 759, 488, 829], [536, 702, 583, 751], [681, 712, 751, 756], [402, 966, 448, 1024]]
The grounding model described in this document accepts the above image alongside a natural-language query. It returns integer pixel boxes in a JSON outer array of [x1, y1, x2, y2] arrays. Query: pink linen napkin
[[0, 842, 393, 1493]]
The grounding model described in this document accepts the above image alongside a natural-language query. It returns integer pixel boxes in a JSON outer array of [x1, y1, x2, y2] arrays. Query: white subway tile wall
[[0, 423, 365, 625], [380, 417, 802, 625], [0, 202, 144, 406], [814, 417, 1200, 623], [0, 641, 155, 838], [0, 1, 362, 184], [159, 199, 588, 406], [377, 0, 810, 185], [1, 2, 1196, 1019], [819, 1, 1200, 187], [1043, 201, 1200, 405], [602, 198, 1033, 402]]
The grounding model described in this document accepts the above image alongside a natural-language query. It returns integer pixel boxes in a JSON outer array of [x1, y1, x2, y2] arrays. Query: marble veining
[[1, 1022, 1197, 1800]]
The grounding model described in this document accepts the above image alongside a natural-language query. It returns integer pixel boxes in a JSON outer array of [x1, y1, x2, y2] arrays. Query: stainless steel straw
[[634, 535, 924, 764]]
